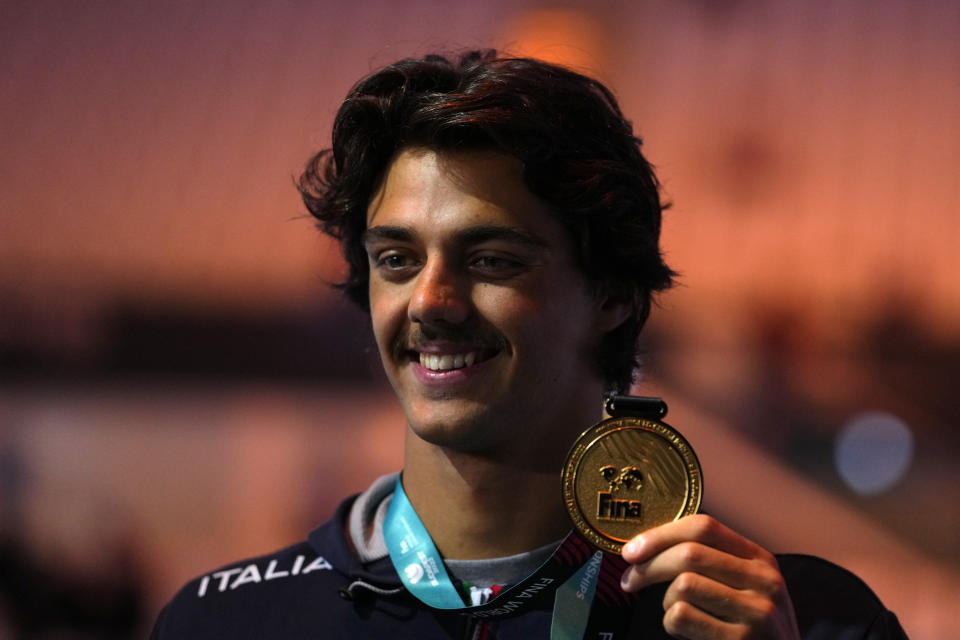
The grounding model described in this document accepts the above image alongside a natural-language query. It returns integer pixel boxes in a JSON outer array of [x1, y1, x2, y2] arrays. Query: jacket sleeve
[[148, 604, 168, 640], [866, 607, 909, 640]]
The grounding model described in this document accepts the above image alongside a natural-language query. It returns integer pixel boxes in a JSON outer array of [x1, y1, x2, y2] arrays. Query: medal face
[[562, 417, 702, 553]]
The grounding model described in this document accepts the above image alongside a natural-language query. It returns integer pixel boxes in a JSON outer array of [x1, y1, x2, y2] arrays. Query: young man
[[152, 51, 907, 639]]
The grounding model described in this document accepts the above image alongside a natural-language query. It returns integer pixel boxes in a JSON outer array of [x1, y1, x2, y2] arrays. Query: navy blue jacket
[[152, 495, 908, 639]]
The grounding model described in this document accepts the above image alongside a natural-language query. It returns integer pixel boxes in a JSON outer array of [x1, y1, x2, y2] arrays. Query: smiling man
[[152, 51, 907, 639], [364, 147, 627, 565]]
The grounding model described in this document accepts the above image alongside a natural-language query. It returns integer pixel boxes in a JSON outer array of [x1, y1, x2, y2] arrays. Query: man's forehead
[[367, 147, 528, 207], [361, 223, 550, 248], [364, 147, 562, 246]]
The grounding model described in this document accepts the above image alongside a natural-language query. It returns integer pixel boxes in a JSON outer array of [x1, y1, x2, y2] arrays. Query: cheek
[[474, 286, 538, 330], [481, 291, 572, 360], [368, 287, 404, 350], [516, 287, 599, 361]]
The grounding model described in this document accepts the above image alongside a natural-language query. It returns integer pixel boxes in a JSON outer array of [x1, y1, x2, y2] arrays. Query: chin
[[405, 403, 507, 453]]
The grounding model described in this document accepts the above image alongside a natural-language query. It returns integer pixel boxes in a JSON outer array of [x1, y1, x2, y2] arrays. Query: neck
[[401, 444, 567, 559], [400, 407, 599, 559]]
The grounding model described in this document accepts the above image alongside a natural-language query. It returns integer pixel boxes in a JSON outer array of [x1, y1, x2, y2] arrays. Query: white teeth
[[418, 351, 481, 371]]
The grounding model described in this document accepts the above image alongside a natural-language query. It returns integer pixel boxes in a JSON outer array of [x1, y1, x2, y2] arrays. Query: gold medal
[[562, 408, 702, 554]]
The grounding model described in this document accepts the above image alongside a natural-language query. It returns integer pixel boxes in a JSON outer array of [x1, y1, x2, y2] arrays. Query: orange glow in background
[[1, 1, 958, 638]]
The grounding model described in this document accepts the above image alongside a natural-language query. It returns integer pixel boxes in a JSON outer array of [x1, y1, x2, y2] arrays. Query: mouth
[[416, 349, 498, 372], [393, 326, 508, 378]]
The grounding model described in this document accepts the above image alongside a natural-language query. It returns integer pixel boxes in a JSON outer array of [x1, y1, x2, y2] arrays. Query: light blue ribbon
[[384, 476, 601, 638], [551, 550, 604, 640], [384, 478, 467, 608]]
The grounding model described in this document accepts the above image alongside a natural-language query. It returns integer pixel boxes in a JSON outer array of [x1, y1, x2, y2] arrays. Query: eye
[[473, 255, 514, 269], [371, 250, 420, 281], [378, 253, 410, 269], [469, 253, 527, 278]]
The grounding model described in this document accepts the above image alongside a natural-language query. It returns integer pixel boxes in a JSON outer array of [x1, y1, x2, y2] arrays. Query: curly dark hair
[[298, 50, 675, 392]]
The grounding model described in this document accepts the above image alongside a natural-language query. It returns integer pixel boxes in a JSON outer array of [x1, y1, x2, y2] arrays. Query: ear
[[593, 285, 633, 333]]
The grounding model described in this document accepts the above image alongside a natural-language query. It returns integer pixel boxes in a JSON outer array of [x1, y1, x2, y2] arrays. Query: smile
[[415, 348, 499, 372], [419, 352, 477, 371]]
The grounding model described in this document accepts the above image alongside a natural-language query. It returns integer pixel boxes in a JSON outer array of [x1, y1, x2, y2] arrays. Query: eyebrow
[[459, 225, 549, 248], [362, 226, 415, 245], [362, 224, 549, 249]]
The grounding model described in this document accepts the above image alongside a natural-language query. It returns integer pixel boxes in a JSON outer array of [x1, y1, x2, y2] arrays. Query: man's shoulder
[[151, 539, 344, 638], [776, 554, 908, 639], [178, 539, 340, 600], [151, 500, 358, 639], [778, 553, 888, 613]]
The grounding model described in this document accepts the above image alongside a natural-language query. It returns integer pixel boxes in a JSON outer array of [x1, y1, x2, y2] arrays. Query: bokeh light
[[835, 411, 914, 495]]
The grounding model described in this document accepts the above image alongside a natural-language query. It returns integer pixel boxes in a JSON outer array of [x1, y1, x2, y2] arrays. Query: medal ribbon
[[384, 476, 603, 638], [383, 477, 465, 608]]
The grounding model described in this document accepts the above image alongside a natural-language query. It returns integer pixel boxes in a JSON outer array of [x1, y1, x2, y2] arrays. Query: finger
[[621, 541, 785, 594], [661, 599, 745, 640], [622, 514, 774, 566], [662, 571, 779, 626]]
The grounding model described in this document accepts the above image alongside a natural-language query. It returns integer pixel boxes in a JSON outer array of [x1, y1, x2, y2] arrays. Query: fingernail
[[623, 536, 643, 557], [620, 567, 633, 590]]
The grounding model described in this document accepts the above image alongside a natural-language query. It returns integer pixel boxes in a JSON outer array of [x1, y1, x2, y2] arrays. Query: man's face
[[364, 147, 615, 456]]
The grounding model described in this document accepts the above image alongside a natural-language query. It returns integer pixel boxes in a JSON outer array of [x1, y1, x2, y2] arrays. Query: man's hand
[[620, 514, 802, 640]]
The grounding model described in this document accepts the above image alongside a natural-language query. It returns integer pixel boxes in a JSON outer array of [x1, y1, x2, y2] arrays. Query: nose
[[408, 257, 470, 326]]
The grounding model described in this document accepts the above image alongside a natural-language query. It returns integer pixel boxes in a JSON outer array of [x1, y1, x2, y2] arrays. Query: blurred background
[[1, 0, 958, 637]]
